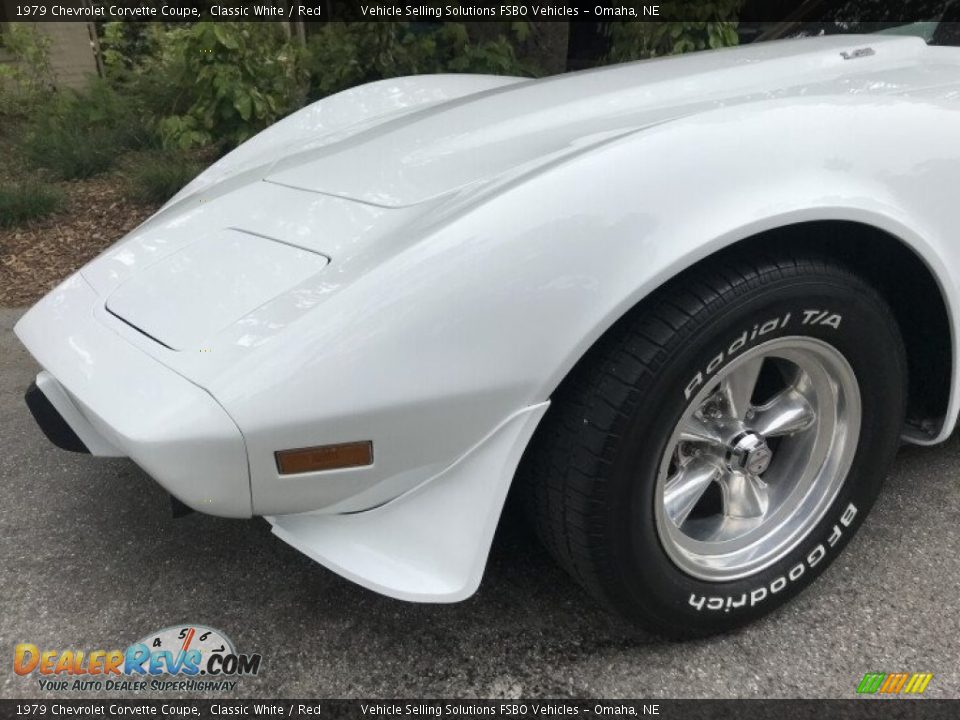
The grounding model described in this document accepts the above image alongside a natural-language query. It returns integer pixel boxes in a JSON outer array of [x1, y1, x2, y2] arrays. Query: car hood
[[260, 34, 956, 208]]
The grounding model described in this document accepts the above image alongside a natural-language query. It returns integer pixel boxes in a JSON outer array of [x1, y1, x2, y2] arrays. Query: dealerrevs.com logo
[[13, 625, 261, 693]]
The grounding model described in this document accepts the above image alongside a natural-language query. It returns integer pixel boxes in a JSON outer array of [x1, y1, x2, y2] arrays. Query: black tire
[[521, 252, 907, 637]]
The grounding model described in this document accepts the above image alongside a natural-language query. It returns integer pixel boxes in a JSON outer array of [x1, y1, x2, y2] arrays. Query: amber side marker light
[[275, 441, 373, 475]]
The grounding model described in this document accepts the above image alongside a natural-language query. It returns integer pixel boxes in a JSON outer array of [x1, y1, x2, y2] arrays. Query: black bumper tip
[[24, 381, 90, 454], [170, 494, 195, 518]]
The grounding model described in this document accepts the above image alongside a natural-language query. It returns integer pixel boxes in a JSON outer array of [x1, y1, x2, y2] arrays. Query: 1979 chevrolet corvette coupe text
[[15, 31, 960, 636]]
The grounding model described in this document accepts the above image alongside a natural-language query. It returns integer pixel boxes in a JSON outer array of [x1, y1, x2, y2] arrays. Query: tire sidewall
[[605, 276, 905, 632]]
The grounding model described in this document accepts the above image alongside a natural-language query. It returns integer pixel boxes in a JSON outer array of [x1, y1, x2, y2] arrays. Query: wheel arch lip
[[531, 205, 959, 447]]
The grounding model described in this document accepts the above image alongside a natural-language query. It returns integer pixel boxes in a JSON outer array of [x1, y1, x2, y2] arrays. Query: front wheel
[[522, 253, 907, 636]]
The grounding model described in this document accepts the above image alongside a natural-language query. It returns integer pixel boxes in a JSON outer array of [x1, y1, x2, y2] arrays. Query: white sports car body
[[15, 33, 960, 627]]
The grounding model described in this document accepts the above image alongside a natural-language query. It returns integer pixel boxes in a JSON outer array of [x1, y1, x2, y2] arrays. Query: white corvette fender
[[15, 35, 960, 602]]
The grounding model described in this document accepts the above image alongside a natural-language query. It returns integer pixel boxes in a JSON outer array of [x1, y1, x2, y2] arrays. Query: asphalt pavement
[[2, 306, 959, 700]]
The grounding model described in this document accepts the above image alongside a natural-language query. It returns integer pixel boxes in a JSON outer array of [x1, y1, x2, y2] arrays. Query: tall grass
[[125, 153, 201, 205], [21, 80, 149, 179], [0, 182, 65, 228]]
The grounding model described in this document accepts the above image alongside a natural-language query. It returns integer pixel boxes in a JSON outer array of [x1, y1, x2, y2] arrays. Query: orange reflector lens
[[275, 441, 373, 475]]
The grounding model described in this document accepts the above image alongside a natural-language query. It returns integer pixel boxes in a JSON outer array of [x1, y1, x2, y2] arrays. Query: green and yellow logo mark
[[857, 672, 933, 695]]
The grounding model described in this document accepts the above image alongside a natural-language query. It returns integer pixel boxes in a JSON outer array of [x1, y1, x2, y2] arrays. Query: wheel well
[[722, 221, 951, 439], [547, 220, 952, 441]]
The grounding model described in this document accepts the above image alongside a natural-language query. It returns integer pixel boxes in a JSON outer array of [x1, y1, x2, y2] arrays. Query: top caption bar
[[3, 1, 957, 23]]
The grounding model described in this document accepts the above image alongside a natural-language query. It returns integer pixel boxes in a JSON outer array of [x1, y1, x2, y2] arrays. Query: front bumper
[[24, 379, 89, 454], [14, 273, 252, 518]]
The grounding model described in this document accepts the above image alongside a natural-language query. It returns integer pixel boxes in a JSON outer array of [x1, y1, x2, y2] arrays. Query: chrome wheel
[[654, 336, 861, 581]]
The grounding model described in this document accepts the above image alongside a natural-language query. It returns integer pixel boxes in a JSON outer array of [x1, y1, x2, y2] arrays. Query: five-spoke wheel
[[655, 337, 860, 581]]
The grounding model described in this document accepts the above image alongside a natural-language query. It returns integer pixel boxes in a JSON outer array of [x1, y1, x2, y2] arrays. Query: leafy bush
[[99, 21, 161, 78], [0, 25, 55, 117], [99, 22, 200, 141], [0, 181, 65, 228], [124, 152, 202, 205], [134, 23, 309, 151], [20, 79, 148, 179]]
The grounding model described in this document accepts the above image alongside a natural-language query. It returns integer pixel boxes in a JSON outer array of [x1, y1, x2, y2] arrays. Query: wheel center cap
[[728, 432, 773, 475]]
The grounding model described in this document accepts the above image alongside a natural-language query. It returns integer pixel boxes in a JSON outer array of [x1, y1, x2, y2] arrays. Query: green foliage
[[110, 24, 198, 134], [21, 80, 147, 179], [99, 21, 160, 79], [0, 181, 65, 228], [435, 23, 534, 75], [0, 25, 55, 117], [305, 22, 532, 101], [124, 152, 202, 205], [606, 2, 743, 62], [137, 23, 309, 151]]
